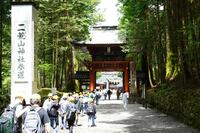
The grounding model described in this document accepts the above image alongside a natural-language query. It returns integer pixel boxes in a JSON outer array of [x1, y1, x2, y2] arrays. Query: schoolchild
[[47, 95, 60, 133], [11, 94, 29, 133], [86, 98, 96, 127], [59, 93, 69, 129], [122, 91, 129, 110], [43, 93, 53, 111], [23, 93, 51, 133], [66, 96, 77, 133]]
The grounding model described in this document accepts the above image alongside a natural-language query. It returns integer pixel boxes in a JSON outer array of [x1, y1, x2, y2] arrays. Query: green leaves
[[36, 0, 99, 90]]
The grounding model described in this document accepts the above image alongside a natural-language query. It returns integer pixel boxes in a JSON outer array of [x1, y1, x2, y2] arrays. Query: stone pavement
[[58, 96, 199, 133]]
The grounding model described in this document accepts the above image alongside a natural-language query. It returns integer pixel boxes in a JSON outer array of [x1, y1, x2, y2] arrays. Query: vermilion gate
[[89, 61, 129, 92]]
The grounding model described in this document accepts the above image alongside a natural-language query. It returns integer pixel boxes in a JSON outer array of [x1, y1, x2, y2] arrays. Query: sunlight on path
[[59, 95, 199, 133]]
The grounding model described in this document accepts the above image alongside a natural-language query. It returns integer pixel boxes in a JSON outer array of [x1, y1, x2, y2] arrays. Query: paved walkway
[[59, 96, 199, 133]]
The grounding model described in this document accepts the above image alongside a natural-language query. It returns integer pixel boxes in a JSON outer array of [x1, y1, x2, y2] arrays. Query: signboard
[[74, 71, 90, 80], [11, 4, 37, 103]]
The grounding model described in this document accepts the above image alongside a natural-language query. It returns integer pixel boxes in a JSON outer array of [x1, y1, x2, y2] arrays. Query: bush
[[147, 85, 200, 129], [37, 88, 63, 102], [0, 93, 10, 114]]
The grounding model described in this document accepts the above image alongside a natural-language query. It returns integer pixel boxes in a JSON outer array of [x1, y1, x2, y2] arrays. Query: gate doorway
[[89, 61, 129, 92]]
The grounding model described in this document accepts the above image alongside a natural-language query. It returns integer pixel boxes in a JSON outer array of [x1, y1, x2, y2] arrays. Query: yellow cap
[[88, 98, 93, 103], [15, 92, 25, 99], [48, 93, 53, 97], [68, 96, 75, 103], [31, 93, 41, 100], [52, 95, 59, 100], [63, 93, 68, 98]]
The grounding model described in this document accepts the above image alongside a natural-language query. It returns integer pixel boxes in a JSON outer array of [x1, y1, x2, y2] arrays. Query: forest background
[[0, 0, 200, 129]]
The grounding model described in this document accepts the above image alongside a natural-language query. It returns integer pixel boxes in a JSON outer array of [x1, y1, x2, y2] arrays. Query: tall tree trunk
[[0, 6, 2, 90], [165, 0, 180, 81], [55, 33, 60, 90], [64, 50, 68, 91], [66, 46, 75, 92], [156, 0, 166, 83], [42, 48, 46, 87], [141, 51, 149, 87], [60, 51, 65, 90]]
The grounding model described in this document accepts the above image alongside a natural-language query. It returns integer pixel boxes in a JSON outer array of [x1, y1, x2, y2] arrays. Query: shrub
[[147, 86, 200, 129]]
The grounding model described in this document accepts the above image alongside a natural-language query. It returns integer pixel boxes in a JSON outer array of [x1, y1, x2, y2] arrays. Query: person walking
[[86, 98, 96, 127], [12, 94, 29, 133], [122, 91, 129, 110], [47, 95, 60, 133], [23, 93, 51, 133], [66, 96, 77, 133], [103, 88, 107, 100], [59, 93, 69, 129], [43, 93, 53, 111], [107, 89, 112, 100], [95, 89, 101, 105], [82, 93, 89, 114]]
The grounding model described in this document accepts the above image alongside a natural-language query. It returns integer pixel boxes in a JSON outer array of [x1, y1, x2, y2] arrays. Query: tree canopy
[[36, 0, 99, 91], [1, 0, 100, 93], [0, 0, 199, 96], [119, 0, 200, 88]]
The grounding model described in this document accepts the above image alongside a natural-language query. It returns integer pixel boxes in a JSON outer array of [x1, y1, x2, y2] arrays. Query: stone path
[[59, 96, 199, 133]]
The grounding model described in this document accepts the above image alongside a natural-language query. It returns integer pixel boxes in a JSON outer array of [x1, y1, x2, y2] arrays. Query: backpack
[[59, 100, 67, 115], [23, 107, 43, 133], [0, 104, 19, 133], [47, 102, 59, 129], [66, 104, 76, 121], [86, 104, 94, 115], [47, 102, 58, 117], [96, 93, 101, 99]]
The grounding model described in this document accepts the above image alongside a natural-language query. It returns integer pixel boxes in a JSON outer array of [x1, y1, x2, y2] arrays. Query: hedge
[[147, 85, 200, 129]]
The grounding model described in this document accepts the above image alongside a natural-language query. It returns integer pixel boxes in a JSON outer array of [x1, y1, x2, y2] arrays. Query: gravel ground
[[59, 95, 199, 133]]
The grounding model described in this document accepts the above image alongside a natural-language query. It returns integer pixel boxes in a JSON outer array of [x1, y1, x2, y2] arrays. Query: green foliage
[[147, 86, 200, 129], [38, 63, 54, 73], [37, 88, 63, 101], [119, 0, 200, 84], [74, 48, 91, 71], [117, 72, 123, 78], [2, 77, 11, 93], [36, 0, 99, 90], [96, 72, 102, 80], [1, 0, 11, 93], [0, 93, 10, 114], [119, 0, 166, 73]]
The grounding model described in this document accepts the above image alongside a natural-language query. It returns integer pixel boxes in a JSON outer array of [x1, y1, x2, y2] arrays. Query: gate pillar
[[124, 66, 129, 92], [89, 66, 95, 91]]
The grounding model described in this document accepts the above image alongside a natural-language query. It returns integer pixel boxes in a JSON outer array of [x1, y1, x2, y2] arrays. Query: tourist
[[86, 98, 96, 127], [122, 91, 129, 110], [95, 89, 101, 105], [47, 95, 60, 133], [66, 96, 77, 133], [23, 93, 51, 133], [107, 89, 112, 100], [59, 93, 69, 129], [12, 94, 29, 133], [103, 88, 107, 100], [43, 93, 53, 111]]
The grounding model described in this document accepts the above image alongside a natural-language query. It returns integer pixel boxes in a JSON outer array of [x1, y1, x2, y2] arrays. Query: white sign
[[11, 4, 37, 103]]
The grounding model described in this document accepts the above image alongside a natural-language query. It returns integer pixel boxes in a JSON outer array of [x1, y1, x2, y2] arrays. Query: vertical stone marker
[[11, 1, 37, 104]]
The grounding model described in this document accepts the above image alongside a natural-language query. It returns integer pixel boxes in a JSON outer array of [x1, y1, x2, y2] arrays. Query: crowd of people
[[8, 90, 102, 133], [1, 88, 129, 133]]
